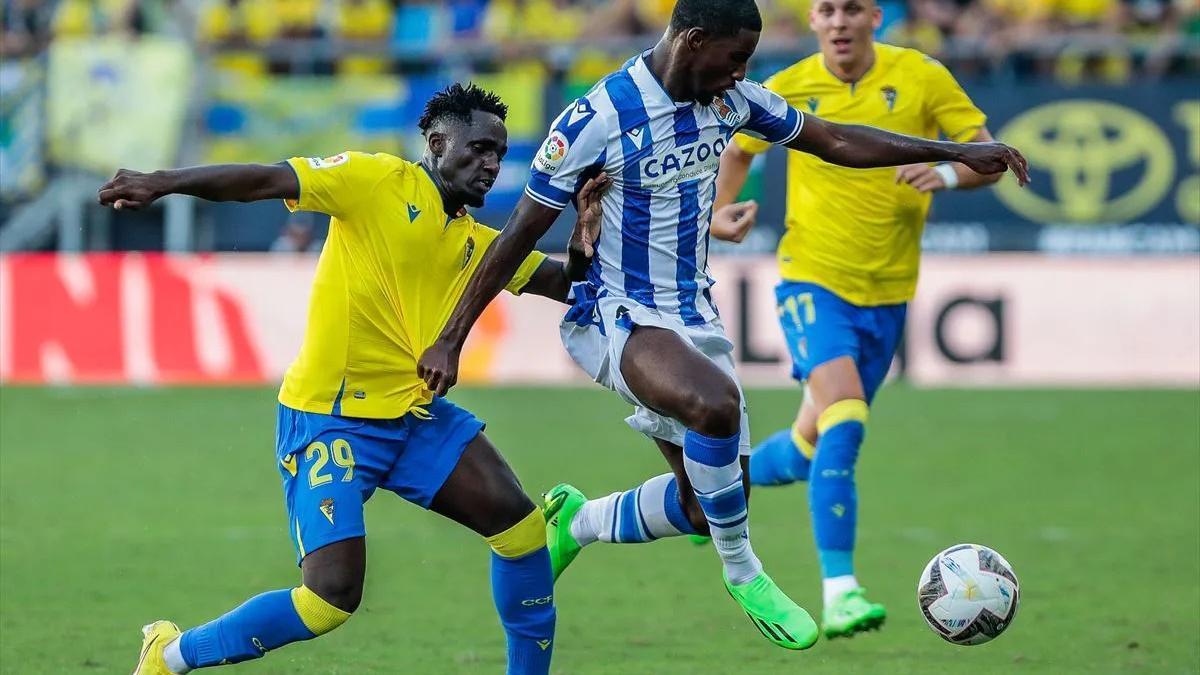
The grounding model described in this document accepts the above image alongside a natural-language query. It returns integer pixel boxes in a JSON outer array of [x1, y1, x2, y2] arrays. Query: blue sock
[[749, 429, 813, 486], [810, 400, 869, 579], [662, 475, 699, 536], [178, 589, 318, 667], [491, 548, 556, 675]]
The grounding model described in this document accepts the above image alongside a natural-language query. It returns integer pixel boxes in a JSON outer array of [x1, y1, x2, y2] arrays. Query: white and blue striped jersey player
[[528, 52, 804, 452]]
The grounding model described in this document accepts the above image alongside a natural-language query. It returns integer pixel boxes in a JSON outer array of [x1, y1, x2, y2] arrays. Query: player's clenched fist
[[417, 339, 460, 397], [97, 168, 168, 210]]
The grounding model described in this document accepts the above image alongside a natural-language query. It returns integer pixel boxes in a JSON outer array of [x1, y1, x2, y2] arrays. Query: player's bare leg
[[618, 325, 818, 650], [301, 538, 366, 614], [804, 355, 887, 638], [431, 434, 556, 674], [142, 540, 359, 674]]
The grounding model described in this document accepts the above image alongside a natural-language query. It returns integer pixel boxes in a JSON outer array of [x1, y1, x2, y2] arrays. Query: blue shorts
[[275, 397, 484, 564], [775, 281, 907, 404]]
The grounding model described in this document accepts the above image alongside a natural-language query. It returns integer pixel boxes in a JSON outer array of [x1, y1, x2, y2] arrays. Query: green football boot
[[542, 483, 587, 581], [688, 534, 712, 546], [822, 588, 887, 639], [725, 571, 820, 650]]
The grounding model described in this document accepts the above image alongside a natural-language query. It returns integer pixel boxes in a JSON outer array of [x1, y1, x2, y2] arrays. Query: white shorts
[[560, 288, 751, 454]]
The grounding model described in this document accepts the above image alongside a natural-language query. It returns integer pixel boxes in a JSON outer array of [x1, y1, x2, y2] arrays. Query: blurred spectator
[[50, 0, 183, 39], [2, 0, 55, 57], [271, 216, 324, 253], [483, 0, 587, 46], [334, 0, 392, 74], [275, 0, 321, 39], [196, 0, 277, 44], [335, 0, 390, 40]]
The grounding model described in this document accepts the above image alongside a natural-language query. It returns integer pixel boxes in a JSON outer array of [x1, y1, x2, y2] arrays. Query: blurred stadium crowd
[[0, 0, 1196, 254], [4, 0, 1198, 77]]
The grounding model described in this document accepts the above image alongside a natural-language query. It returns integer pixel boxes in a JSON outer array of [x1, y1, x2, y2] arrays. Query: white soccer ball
[[917, 543, 1020, 645]]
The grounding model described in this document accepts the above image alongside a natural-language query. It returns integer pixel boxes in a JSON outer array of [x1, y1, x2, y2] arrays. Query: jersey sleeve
[[525, 98, 610, 210], [921, 58, 987, 142], [284, 151, 390, 220], [733, 74, 786, 156], [505, 250, 550, 295], [472, 222, 550, 295], [735, 79, 805, 147]]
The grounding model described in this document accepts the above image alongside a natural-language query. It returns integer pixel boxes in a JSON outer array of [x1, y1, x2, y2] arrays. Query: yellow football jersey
[[735, 43, 986, 306], [279, 151, 547, 419]]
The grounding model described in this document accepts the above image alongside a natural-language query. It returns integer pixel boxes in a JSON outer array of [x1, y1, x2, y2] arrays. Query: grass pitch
[[1, 385, 1197, 674]]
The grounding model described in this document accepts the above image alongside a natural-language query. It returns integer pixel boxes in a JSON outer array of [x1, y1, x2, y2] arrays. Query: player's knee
[[305, 567, 364, 615], [291, 584, 353, 637], [487, 506, 547, 559], [484, 492, 539, 540], [680, 381, 742, 437], [816, 399, 869, 437]]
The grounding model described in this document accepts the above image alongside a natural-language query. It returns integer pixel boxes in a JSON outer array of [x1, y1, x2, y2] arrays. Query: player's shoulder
[[878, 43, 949, 77], [353, 151, 411, 173], [730, 76, 777, 101], [299, 150, 408, 177], [763, 53, 826, 92]]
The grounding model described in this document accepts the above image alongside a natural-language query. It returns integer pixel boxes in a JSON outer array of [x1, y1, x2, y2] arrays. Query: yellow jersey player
[[101, 83, 609, 675], [711, 0, 1006, 640]]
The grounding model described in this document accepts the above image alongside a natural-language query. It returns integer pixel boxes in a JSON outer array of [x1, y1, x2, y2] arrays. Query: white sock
[[570, 474, 693, 546], [162, 637, 192, 674], [682, 454, 763, 585], [823, 575, 859, 606], [570, 493, 611, 546]]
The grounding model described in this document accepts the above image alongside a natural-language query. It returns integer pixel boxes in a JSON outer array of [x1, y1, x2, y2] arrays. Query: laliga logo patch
[[534, 131, 569, 174], [307, 153, 349, 170], [711, 98, 743, 127]]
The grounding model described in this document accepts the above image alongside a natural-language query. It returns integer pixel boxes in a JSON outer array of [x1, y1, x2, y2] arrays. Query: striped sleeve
[[525, 97, 609, 210], [734, 79, 804, 147]]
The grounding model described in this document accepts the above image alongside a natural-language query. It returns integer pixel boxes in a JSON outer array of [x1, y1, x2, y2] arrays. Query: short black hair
[[669, 0, 762, 39], [418, 83, 508, 134]]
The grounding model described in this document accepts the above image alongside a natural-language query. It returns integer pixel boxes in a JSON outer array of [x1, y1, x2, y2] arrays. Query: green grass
[[1, 386, 1198, 674]]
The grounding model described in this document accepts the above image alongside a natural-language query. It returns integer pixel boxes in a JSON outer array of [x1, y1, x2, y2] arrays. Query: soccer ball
[[917, 543, 1020, 645]]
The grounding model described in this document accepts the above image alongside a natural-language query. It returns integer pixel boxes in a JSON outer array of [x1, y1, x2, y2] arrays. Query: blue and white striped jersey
[[526, 52, 804, 325]]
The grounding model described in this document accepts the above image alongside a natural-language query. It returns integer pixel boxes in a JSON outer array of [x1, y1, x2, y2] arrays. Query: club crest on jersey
[[320, 498, 335, 525], [710, 98, 743, 127], [534, 131, 569, 174], [306, 153, 349, 170], [881, 86, 898, 112], [462, 236, 476, 269]]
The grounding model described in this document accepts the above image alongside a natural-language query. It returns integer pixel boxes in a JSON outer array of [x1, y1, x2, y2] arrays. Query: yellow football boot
[[133, 620, 181, 675]]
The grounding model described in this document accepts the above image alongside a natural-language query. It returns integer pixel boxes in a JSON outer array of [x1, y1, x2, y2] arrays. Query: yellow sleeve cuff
[[733, 131, 772, 156], [506, 250, 549, 295]]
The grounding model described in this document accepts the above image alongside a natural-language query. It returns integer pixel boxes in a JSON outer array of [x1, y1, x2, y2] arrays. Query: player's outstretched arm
[[418, 197, 562, 395], [787, 116, 1030, 186], [97, 164, 299, 210], [513, 173, 610, 303], [894, 128, 1005, 193]]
